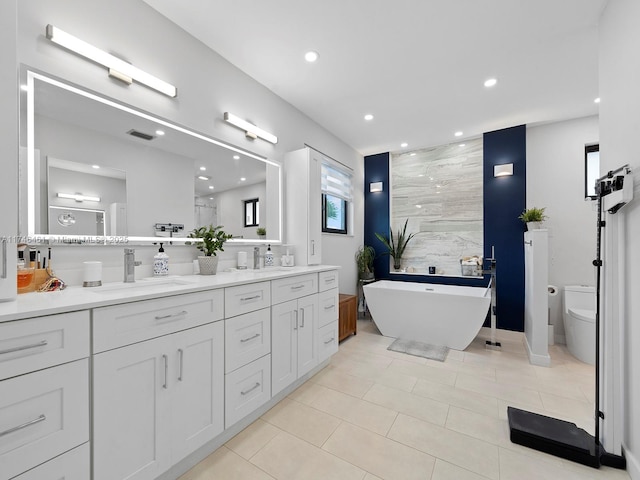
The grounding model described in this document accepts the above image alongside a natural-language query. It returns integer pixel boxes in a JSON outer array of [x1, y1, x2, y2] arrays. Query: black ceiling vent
[[127, 129, 155, 141]]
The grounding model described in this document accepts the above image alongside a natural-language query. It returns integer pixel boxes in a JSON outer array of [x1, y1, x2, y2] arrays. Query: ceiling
[[144, 0, 606, 156]]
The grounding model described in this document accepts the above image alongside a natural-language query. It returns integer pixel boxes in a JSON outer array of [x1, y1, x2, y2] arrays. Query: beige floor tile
[[363, 474, 384, 480], [495, 369, 589, 402], [261, 398, 341, 446], [309, 385, 398, 435], [412, 378, 499, 418], [539, 391, 594, 421], [322, 422, 436, 480], [387, 413, 500, 480], [335, 347, 395, 369], [225, 419, 282, 460], [455, 372, 544, 407], [250, 431, 366, 480], [179, 446, 275, 480], [431, 459, 493, 480], [560, 459, 631, 479], [386, 358, 458, 386], [287, 380, 331, 406], [498, 447, 601, 480], [311, 364, 375, 398], [363, 383, 449, 426], [335, 361, 418, 392]]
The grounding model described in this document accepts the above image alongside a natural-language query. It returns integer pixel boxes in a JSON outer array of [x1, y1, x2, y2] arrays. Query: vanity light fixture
[[57, 192, 101, 202], [223, 112, 278, 144], [370, 182, 383, 193], [494, 163, 514, 177], [45, 24, 177, 98]]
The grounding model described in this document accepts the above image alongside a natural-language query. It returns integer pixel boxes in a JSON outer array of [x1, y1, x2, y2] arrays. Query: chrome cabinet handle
[[178, 349, 183, 382], [324, 277, 335, 284], [154, 310, 188, 321], [0, 340, 48, 356], [324, 337, 335, 344], [311, 240, 315, 255], [240, 333, 260, 343], [162, 354, 168, 389], [291, 285, 304, 291], [324, 304, 335, 310], [240, 382, 260, 396], [1, 239, 6, 279], [0, 414, 46, 437], [294, 310, 298, 330], [240, 294, 261, 302], [300, 308, 305, 328]]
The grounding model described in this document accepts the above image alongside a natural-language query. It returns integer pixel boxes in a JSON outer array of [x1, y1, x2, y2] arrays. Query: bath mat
[[387, 338, 449, 362]]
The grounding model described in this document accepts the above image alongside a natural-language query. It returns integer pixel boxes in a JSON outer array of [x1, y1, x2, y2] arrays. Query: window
[[585, 144, 599, 199], [244, 198, 259, 227], [321, 160, 352, 235]]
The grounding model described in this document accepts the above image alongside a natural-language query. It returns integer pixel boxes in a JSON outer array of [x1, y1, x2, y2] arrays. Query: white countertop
[[0, 265, 339, 323]]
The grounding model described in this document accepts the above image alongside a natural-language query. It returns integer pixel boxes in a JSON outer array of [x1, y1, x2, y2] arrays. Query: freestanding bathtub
[[363, 280, 491, 350]]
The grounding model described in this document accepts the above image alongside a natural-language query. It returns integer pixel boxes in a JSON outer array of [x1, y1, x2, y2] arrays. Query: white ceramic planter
[[198, 255, 219, 275], [526, 221, 543, 230]]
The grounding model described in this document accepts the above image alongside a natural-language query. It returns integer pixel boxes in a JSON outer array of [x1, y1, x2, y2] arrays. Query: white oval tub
[[363, 280, 491, 350]]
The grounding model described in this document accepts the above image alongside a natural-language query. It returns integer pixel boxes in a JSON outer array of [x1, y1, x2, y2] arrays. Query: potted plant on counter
[[375, 219, 416, 271], [256, 227, 266, 239], [518, 207, 547, 230], [188, 225, 233, 275], [355, 245, 376, 280]]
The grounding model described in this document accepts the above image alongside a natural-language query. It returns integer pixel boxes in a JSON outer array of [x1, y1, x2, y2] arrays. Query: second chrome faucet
[[124, 248, 142, 282]]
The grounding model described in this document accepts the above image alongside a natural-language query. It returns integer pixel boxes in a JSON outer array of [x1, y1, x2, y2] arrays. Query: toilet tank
[[563, 285, 595, 313]]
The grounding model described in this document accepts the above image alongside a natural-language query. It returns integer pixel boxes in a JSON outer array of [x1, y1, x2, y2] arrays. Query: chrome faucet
[[253, 246, 262, 269], [124, 248, 142, 283]]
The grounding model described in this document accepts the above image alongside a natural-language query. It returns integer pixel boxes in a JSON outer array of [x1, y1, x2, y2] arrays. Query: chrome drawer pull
[[178, 349, 184, 382], [154, 310, 188, 321], [291, 285, 304, 291], [324, 304, 335, 310], [240, 382, 261, 396], [324, 278, 335, 283], [324, 337, 335, 345], [300, 308, 305, 328], [0, 340, 48, 355], [162, 354, 168, 389], [294, 310, 298, 330], [0, 414, 46, 437], [240, 294, 261, 302], [240, 333, 260, 343]]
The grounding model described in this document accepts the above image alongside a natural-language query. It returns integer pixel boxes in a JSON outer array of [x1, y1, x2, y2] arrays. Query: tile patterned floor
[[180, 320, 630, 480]]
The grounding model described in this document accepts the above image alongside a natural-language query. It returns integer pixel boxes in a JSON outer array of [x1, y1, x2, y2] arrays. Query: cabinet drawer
[[13, 442, 89, 480], [225, 281, 271, 318], [271, 274, 317, 305], [225, 354, 271, 428], [318, 270, 339, 292], [0, 311, 89, 381], [93, 290, 223, 352], [0, 359, 89, 480], [225, 308, 271, 373], [317, 321, 339, 364], [318, 288, 339, 328]]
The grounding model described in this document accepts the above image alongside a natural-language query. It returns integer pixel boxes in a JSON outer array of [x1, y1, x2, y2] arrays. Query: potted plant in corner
[[375, 219, 416, 271], [188, 225, 233, 275], [355, 245, 376, 280], [256, 227, 266, 239], [518, 207, 547, 231]]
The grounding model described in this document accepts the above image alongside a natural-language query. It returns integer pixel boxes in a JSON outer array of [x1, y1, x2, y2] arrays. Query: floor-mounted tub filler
[[363, 280, 491, 350]]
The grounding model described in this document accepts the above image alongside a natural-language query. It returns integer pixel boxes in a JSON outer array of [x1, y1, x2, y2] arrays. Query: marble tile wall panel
[[390, 139, 483, 276]]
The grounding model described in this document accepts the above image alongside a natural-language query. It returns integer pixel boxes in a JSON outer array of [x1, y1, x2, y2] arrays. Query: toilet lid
[[569, 308, 595, 323]]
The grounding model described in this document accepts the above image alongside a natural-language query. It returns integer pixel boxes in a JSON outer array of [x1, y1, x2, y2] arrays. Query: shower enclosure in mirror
[[20, 69, 282, 244]]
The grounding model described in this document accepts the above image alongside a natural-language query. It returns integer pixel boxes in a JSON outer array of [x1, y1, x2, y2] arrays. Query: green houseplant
[[355, 245, 376, 280], [188, 225, 233, 275], [256, 227, 266, 238], [518, 207, 547, 230], [375, 219, 416, 271]]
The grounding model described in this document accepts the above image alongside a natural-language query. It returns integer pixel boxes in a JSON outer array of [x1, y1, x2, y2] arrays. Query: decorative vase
[[359, 271, 375, 281], [393, 258, 402, 271], [198, 255, 219, 275], [526, 221, 543, 231]]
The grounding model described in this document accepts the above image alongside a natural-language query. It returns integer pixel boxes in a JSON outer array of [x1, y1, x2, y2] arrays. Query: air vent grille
[[127, 129, 155, 141]]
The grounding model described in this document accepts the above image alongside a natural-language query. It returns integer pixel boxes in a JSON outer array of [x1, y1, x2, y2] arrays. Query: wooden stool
[[338, 294, 357, 341]]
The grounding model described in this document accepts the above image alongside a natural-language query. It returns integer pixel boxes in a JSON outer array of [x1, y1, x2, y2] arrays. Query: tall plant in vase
[[375, 219, 416, 271], [188, 225, 232, 275]]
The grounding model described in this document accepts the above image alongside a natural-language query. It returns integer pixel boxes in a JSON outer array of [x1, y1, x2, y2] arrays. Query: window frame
[[322, 193, 348, 235], [243, 198, 259, 227]]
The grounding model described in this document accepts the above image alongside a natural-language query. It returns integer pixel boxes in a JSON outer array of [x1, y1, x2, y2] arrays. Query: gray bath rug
[[387, 338, 449, 362]]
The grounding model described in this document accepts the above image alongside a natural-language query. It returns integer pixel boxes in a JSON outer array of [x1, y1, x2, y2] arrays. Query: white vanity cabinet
[[92, 292, 224, 480], [285, 147, 323, 265]]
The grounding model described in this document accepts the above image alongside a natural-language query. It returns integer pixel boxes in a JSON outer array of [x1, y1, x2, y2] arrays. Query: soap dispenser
[[264, 244, 274, 267], [153, 243, 169, 276]]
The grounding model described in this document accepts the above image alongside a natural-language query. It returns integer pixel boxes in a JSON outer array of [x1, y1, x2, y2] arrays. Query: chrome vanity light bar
[[45, 24, 178, 98], [224, 112, 278, 144]]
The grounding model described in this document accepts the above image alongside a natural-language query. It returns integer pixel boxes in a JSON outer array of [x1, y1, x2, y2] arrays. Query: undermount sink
[[90, 277, 196, 294]]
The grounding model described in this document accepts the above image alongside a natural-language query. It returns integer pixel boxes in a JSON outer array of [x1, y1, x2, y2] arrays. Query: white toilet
[[563, 285, 596, 365]]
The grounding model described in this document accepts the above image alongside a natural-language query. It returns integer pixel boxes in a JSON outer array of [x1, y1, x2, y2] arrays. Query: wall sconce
[[45, 24, 177, 98], [494, 163, 514, 177], [370, 182, 384, 193], [224, 112, 278, 144], [57, 193, 101, 202]]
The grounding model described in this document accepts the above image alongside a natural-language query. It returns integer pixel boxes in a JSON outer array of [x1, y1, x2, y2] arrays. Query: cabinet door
[[171, 322, 224, 462], [271, 300, 298, 396], [93, 335, 172, 480], [13, 442, 89, 480], [297, 294, 318, 378], [307, 149, 322, 264]]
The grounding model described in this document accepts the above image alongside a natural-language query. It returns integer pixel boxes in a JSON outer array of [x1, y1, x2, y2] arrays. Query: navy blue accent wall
[[483, 125, 526, 331], [364, 153, 391, 278]]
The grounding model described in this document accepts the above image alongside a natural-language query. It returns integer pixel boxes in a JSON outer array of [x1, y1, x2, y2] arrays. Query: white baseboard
[[524, 334, 551, 367], [624, 444, 640, 480]]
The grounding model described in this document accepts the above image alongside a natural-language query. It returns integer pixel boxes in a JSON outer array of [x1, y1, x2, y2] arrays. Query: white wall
[[216, 182, 266, 240], [12, 0, 363, 292], [600, 0, 640, 476], [526, 116, 599, 342]]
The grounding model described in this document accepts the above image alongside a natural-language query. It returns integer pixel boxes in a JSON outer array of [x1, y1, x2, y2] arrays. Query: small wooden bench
[[338, 294, 357, 341]]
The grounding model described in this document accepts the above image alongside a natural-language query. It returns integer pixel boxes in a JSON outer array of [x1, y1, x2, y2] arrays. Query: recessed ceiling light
[[199, 166, 206, 171], [400, 142, 408, 148], [415, 205, 422, 209], [484, 78, 497, 87], [92, 165, 100, 169], [155, 130, 165, 136], [454, 131, 463, 137], [410, 153, 416, 156], [594, 97, 601, 104], [198, 175, 210, 180], [459, 143, 466, 147], [418, 174, 424, 177], [364, 114, 374, 121], [240, 177, 246, 182], [304, 51, 319, 63], [208, 185, 214, 190], [20, 84, 28, 91], [209, 197, 214, 200], [233, 155, 240, 160]]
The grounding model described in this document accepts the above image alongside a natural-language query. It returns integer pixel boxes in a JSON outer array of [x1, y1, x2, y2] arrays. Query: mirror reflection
[[22, 71, 282, 244]]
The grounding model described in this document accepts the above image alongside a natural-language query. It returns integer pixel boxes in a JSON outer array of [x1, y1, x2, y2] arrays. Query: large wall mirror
[[20, 70, 282, 245]]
